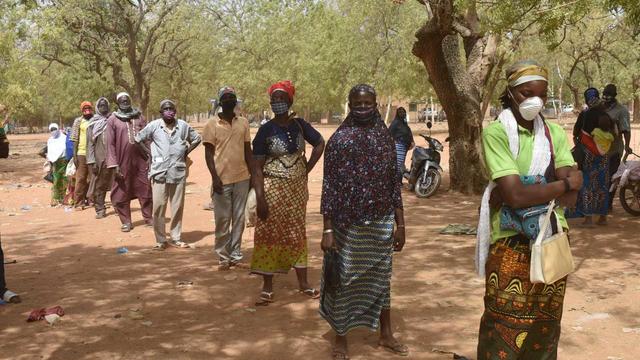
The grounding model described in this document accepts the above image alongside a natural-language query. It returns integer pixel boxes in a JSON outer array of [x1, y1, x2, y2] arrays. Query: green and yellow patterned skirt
[[477, 237, 567, 360], [51, 158, 69, 206], [250, 174, 308, 275]]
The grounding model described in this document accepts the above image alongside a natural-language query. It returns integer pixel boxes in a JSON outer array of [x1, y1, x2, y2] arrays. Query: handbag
[[530, 199, 575, 284]]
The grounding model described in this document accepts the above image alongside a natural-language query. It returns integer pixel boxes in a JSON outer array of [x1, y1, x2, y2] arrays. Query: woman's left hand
[[393, 227, 405, 252]]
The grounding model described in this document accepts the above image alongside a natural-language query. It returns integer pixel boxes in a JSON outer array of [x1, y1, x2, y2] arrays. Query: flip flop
[[170, 240, 191, 249], [378, 340, 409, 356], [152, 243, 167, 251], [299, 288, 320, 299], [255, 291, 274, 306], [332, 349, 350, 360], [2, 290, 21, 304]]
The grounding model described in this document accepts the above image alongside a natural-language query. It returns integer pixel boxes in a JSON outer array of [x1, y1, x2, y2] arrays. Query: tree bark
[[412, 3, 495, 194], [633, 75, 640, 123]]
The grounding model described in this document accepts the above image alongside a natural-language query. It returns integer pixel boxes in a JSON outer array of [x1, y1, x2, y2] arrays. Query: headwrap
[[506, 60, 549, 88], [218, 86, 236, 100], [80, 101, 93, 111], [116, 92, 130, 102], [584, 88, 601, 108], [321, 107, 402, 227], [90, 97, 110, 140], [268, 80, 295, 103], [603, 84, 617, 97], [159, 99, 176, 109], [47, 123, 66, 162], [348, 83, 377, 100], [113, 92, 141, 121]]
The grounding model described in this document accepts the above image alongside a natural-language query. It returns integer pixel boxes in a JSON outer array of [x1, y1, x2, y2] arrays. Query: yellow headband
[[507, 64, 549, 87]]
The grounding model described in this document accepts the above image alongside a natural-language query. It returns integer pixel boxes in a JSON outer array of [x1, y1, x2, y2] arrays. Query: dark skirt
[[477, 237, 567, 360], [319, 215, 394, 336], [569, 149, 610, 217]]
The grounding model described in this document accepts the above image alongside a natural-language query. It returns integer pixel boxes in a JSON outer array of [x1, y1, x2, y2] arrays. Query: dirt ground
[[0, 122, 639, 360]]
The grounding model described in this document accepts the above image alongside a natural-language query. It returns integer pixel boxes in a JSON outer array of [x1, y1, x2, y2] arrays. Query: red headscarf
[[268, 80, 295, 103], [80, 101, 93, 110], [80, 101, 93, 116]]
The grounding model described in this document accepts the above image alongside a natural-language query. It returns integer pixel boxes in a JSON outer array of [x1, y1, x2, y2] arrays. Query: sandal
[[121, 223, 132, 232], [2, 290, 21, 304], [152, 242, 167, 251], [332, 349, 350, 360], [299, 288, 320, 299], [255, 291, 274, 306], [378, 339, 409, 356], [170, 240, 191, 249]]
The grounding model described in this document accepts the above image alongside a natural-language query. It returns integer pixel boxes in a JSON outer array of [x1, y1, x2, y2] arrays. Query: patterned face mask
[[270, 101, 289, 115]]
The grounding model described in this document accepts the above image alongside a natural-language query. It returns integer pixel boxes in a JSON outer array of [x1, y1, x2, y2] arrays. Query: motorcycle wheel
[[414, 168, 441, 198], [620, 183, 640, 216]]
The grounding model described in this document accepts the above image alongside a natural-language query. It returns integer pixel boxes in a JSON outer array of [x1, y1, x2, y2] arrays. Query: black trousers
[[609, 152, 622, 208], [0, 236, 6, 296]]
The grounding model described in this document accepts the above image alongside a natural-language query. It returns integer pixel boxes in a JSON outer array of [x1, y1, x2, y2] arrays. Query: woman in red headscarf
[[250, 81, 325, 305]]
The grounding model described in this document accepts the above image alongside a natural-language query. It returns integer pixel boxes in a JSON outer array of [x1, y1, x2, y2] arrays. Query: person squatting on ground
[[71, 101, 95, 209], [250, 80, 325, 305], [135, 99, 201, 250], [319, 84, 408, 360], [202, 87, 252, 269], [87, 97, 114, 219], [106, 92, 153, 232], [476, 60, 582, 359]]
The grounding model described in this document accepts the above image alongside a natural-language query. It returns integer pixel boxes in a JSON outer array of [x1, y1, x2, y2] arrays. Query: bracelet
[[323, 229, 333, 234], [562, 178, 571, 192]]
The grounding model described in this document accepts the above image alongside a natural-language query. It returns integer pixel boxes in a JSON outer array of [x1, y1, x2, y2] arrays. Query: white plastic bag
[[245, 188, 257, 228], [65, 159, 76, 177]]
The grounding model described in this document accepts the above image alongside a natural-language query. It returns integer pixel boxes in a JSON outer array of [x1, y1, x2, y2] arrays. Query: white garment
[[475, 109, 551, 277], [46, 133, 67, 163]]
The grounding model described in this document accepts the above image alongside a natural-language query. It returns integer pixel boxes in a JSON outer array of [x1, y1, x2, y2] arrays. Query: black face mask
[[602, 95, 616, 105], [220, 99, 237, 112], [351, 106, 376, 124]]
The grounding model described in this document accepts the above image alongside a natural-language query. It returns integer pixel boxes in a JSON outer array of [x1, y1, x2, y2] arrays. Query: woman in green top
[[476, 60, 583, 359]]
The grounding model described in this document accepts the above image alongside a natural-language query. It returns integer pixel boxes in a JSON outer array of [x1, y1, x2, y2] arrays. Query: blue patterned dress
[[319, 114, 403, 335]]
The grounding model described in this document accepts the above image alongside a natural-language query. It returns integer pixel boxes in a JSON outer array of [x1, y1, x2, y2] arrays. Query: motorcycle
[[404, 121, 445, 198], [611, 152, 640, 216]]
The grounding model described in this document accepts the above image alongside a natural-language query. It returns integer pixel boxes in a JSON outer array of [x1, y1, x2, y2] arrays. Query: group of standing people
[[43, 93, 201, 247], [570, 84, 633, 226], [7, 59, 629, 359], [200, 81, 407, 359]]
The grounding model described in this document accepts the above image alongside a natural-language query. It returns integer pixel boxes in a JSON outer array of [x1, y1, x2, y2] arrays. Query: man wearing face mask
[[71, 101, 95, 209], [87, 97, 114, 219], [106, 92, 153, 233], [135, 99, 201, 250], [203, 87, 252, 268], [602, 84, 632, 209]]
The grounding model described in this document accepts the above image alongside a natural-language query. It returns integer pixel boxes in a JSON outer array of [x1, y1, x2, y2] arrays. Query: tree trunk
[[633, 75, 640, 123], [568, 84, 581, 111], [413, 19, 491, 194]]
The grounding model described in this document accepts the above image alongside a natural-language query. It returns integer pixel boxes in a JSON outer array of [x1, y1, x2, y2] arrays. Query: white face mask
[[510, 89, 544, 121]]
